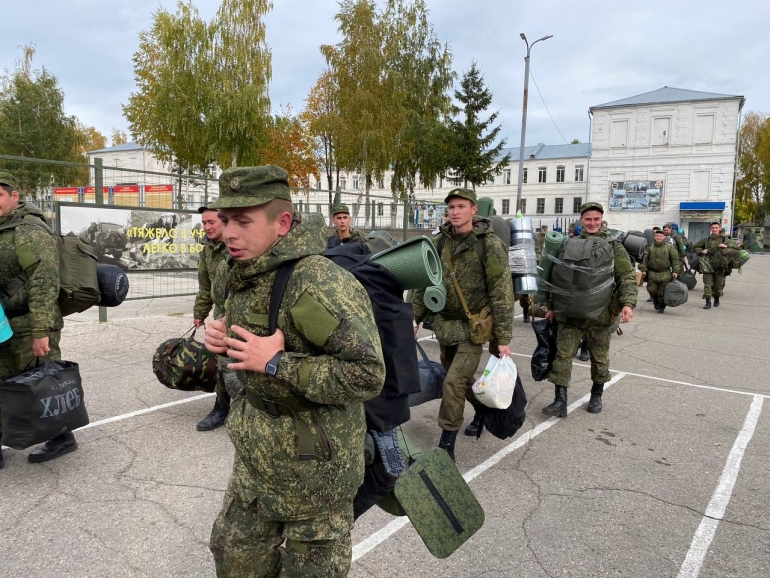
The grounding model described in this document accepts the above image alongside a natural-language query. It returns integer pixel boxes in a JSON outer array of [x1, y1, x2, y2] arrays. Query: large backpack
[[270, 243, 420, 432], [549, 235, 615, 320], [0, 215, 101, 317]]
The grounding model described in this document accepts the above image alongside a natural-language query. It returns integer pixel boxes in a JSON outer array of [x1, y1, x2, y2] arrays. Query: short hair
[[710, 221, 720, 226], [1, 184, 14, 195], [652, 226, 661, 232], [264, 198, 294, 222]]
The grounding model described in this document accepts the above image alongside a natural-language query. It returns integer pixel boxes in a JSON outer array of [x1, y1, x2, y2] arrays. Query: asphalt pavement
[[2, 257, 769, 577]]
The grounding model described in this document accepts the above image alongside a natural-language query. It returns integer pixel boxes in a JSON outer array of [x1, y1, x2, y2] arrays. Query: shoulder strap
[[437, 234, 486, 264], [269, 260, 299, 334]]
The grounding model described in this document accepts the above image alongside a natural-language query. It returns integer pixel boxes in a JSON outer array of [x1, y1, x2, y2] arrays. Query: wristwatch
[[265, 350, 284, 376]]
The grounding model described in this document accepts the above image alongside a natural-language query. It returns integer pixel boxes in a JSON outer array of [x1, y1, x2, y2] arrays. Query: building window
[[575, 165, 584, 182], [572, 197, 582, 214], [556, 166, 565, 183], [555, 198, 563, 214], [523, 168, 528, 184], [316, 180, 323, 190], [352, 176, 359, 190], [502, 199, 510, 214], [695, 114, 715, 144], [611, 119, 629, 148], [377, 178, 384, 189], [503, 169, 511, 185], [486, 176, 494, 186], [340, 178, 346, 190], [538, 167, 547, 183], [518, 199, 527, 214], [536, 198, 545, 214], [315, 204, 323, 213], [377, 202, 384, 216]]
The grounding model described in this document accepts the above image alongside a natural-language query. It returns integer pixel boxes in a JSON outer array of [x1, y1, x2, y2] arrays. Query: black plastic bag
[[0, 360, 89, 449], [531, 319, 558, 381], [478, 374, 527, 440], [409, 341, 446, 407]]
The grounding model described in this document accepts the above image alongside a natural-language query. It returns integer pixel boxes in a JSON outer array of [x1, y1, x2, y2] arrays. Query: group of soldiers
[[1, 161, 742, 576]]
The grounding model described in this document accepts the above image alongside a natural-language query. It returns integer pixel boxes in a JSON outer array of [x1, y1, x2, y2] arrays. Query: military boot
[[28, 432, 78, 463], [196, 395, 230, 431], [646, 297, 654, 303], [713, 296, 720, 307], [587, 382, 604, 413], [657, 299, 666, 314], [578, 340, 590, 361], [438, 430, 458, 462], [703, 298, 712, 310], [463, 411, 484, 438], [522, 309, 531, 323], [542, 385, 568, 418]]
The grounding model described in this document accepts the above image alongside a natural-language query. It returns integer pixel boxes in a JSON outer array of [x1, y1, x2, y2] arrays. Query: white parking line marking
[[76, 392, 215, 431], [352, 372, 628, 562], [677, 395, 764, 578]]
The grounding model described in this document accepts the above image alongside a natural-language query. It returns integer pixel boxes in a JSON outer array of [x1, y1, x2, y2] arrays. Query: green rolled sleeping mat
[[370, 235, 442, 289]]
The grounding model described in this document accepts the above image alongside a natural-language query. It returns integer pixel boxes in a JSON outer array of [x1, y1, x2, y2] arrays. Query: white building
[[587, 87, 744, 241]]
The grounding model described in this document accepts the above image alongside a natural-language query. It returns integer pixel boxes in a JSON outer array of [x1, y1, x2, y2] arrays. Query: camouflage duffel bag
[[152, 327, 218, 392]]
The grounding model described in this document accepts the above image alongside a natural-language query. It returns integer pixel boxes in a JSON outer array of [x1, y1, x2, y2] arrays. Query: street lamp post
[[516, 33, 553, 213]]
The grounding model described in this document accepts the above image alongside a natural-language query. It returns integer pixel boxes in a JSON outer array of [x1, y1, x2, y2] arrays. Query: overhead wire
[[528, 67, 583, 154]]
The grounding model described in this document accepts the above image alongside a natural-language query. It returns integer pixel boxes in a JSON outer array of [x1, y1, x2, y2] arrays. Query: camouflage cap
[[0, 170, 17, 189], [579, 201, 604, 215], [568, 222, 576, 231], [332, 203, 350, 216], [444, 188, 477, 205], [211, 165, 292, 209]]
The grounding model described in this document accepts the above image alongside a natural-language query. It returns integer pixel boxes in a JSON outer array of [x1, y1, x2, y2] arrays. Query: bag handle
[[415, 339, 431, 366]]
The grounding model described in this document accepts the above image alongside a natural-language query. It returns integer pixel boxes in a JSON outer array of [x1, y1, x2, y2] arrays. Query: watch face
[[266, 363, 277, 376]]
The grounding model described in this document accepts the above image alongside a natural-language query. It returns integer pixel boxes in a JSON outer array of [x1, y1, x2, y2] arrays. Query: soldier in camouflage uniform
[[0, 171, 78, 468], [693, 221, 738, 309], [543, 202, 637, 416], [326, 204, 370, 250], [203, 166, 385, 577], [638, 229, 681, 314], [413, 189, 514, 459], [193, 206, 231, 431]]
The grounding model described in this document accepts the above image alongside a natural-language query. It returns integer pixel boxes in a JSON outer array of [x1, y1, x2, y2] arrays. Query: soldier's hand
[[413, 322, 420, 338], [702, 249, 708, 254], [497, 345, 512, 357], [545, 309, 556, 323], [226, 326, 286, 374], [718, 243, 727, 248], [31, 337, 50, 357], [672, 272, 678, 278], [620, 306, 634, 323], [193, 318, 204, 329], [204, 317, 228, 354]]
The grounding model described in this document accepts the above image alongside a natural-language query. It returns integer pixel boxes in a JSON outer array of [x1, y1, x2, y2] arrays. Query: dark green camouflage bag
[[152, 327, 217, 392]]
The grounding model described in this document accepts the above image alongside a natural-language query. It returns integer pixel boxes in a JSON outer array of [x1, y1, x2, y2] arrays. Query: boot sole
[[587, 406, 602, 414], [28, 442, 78, 464], [196, 420, 227, 432], [542, 408, 567, 418]]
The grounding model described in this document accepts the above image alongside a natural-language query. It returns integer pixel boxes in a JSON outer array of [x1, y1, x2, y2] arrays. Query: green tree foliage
[[0, 46, 84, 197], [124, 0, 272, 172], [111, 128, 129, 146], [446, 62, 511, 189], [302, 69, 340, 201], [736, 111, 770, 225]]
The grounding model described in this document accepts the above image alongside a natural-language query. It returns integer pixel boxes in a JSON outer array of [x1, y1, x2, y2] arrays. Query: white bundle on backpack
[[472, 355, 518, 409]]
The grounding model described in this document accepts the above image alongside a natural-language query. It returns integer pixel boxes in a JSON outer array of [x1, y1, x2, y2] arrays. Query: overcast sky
[[2, 0, 768, 151]]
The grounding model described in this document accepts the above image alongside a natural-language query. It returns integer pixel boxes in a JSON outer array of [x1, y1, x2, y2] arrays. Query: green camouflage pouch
[[393, 448, 485, 558]]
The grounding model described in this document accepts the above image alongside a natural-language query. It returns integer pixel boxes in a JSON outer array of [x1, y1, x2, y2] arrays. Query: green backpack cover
[[549, 235, 615, 320], [0, 216, 101, 317]]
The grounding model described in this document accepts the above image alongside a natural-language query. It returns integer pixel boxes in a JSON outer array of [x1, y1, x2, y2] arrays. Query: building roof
[[590, 86, 744, 111], [87, 142, 144, 155], [496, 142, 591, 162]]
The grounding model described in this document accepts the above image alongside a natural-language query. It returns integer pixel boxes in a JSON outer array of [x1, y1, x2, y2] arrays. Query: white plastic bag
[[472, 355, 517, 409]]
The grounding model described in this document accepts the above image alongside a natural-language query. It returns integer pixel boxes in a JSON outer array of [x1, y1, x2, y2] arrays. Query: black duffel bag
[[408, 340, 446, 407], [531, 319, 558, 381], [679, 269, 697, 290], [477, 374, 527, 440], [0, 359, 89, 449]]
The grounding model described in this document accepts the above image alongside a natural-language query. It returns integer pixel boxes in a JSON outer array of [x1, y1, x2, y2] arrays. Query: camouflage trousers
[[645, 279, 670, 301], [0, 331, 61, 438], [438, 342, 483, 431], [548, 320, 611, 387], [210, 455, 353, 578], [702, 272, 726, 299]]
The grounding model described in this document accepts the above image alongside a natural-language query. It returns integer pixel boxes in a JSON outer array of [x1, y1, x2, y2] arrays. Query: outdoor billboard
[[608, 180, 664, 212]]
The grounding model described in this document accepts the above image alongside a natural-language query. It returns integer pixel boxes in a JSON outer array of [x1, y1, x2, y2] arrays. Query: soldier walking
[[326, 203, 370, 249], [542, 202, 637, 416], [0, 171, 78, 467], [639, 229, 681, 314], [193, 206, 231, 431], [204, 166, 385, 577], [693, 221, 738, 309], [413, 188, 514, 460]]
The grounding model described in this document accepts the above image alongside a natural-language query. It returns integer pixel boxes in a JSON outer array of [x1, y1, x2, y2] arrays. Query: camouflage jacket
[[0, 202, 62, 338], [668, 234, 686, 257], [639, 241, 681, 282], [413, 216, 514, 346], [224, 215, 385, 520], [551, 228, 637, 325], [326, 226, 370, 250], [193, 236, 227, 320], [693, 234, 738, 272]]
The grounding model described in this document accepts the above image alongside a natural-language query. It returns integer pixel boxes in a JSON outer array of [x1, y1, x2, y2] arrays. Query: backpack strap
[[269, 260, 300, 334], [436, 234, 486, 266]]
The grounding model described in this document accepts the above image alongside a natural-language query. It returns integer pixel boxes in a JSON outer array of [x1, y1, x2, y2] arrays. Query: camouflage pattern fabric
[[0, 202, 62, 338], [638, 241, 681, 283], [211, 216, 385, 576], [645, 279, 670, 301], [693, 234, 737, 299], [437, 342, 483, 431], [326, 227, 370, 250], [193, 236, 228, 320], [152, 333, 218, 392], [547, 227, 636, 388], [701, 272, 726, 299], [0, 331, 62, 438], [413, 216, 514, 347]]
